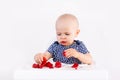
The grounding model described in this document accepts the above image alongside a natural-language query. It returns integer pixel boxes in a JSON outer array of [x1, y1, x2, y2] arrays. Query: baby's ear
[[75, 29, 80, 37], [76, 29, 80, 35]]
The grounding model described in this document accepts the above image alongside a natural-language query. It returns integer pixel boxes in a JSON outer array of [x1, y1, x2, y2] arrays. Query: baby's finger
[[67, 55, 71, 58], [39, 56, 46, 64], [67, 54, 72, 58], [66, 52, 73, 58], [35, 58, 40, 63], [40, 56, 43, 61], [38, 58, 42, 64], [65, 52, 70, 58]]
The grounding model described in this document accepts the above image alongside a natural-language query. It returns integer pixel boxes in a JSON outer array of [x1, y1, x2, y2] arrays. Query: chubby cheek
[[57, 36, 60, 42], [68, 35, 74, 40], [69, 37, 75, 43], [68, 39, 74, 44]]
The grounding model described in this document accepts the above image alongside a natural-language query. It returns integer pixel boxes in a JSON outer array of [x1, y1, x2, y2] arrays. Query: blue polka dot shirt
[[47, 40, 89, 64]]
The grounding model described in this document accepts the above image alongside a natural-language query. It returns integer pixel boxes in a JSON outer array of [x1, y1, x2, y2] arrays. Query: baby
[[34, 13, 93, 65]]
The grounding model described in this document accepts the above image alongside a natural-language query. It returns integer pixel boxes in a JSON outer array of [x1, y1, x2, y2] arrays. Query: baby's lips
[[61, 41, 66, 43], [63, 51, 66, 57]]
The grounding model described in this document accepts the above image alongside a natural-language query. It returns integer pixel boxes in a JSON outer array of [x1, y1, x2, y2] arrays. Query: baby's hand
[[34, 53, 45, 64], [64, 48, 79, 58]]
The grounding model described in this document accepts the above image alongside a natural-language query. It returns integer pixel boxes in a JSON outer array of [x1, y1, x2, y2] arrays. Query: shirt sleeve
[[77, 41, 89, 54], [47, 41, 58, 56]]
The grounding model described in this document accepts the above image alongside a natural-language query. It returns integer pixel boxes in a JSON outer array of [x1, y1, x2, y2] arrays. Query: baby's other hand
[[34, 53, 44, 64], [64, 48, 79, 58]]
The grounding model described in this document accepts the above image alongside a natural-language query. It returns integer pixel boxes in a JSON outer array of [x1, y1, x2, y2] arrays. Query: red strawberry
[[45, 62, 54, 68], [32, 57, 54, 69], [55, 61, 61, 68], [32, 63, 39, 68], [43, 57, 47, 62], [39, 57, 47, 68], [63, 51, 66, 57], [71, 63, 79, 70]]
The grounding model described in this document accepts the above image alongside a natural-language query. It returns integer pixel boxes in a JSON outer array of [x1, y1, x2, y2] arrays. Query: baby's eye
[[65, 33, 70, 35], [57, 33, 61, 36]]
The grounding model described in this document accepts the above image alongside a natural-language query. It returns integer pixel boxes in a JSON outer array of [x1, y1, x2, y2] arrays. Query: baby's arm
[[76, 52, 93, 65], [34, 51, 52, 64], [64, 48, 93, 65], [43, 51, 52, 60]]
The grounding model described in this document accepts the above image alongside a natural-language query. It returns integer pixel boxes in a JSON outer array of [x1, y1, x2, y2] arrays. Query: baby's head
[[55, 13, 80, 46]]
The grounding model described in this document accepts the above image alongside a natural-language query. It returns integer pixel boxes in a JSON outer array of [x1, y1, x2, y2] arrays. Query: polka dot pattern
[[47, 40, 89, 64]]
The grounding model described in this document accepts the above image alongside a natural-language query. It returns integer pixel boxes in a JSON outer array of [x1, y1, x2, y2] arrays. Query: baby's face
[[56, 20, 79, 46]]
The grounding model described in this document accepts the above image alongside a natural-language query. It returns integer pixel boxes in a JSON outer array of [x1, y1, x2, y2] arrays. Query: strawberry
[[39, 57, 47, 68], [32, 63, 39, 68], [71, 63, 79, 70], [63, 51, 66, 57], [45, 62, 54, 68], [55, 61, 62, 68], [32, 57, 54, 69]]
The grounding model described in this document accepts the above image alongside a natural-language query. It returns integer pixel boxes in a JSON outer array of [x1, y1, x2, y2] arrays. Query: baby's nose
[[61, 35, 66, 39]]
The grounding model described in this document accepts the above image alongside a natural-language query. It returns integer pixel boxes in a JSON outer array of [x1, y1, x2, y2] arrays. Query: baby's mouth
[[61, 41, 67, 44]]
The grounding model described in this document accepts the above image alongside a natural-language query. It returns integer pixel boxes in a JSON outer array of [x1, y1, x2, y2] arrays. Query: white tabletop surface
[[13, 63, 108, 80]]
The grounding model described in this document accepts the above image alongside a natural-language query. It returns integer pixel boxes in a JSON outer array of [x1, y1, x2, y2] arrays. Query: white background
[[0, 0, 120, 80]]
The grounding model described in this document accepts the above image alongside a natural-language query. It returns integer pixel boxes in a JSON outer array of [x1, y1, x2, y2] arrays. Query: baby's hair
[[56, 13, 79, 29]]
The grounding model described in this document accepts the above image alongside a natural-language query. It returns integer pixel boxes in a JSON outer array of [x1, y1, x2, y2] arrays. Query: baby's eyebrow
[[65, 32, 69, 33], [56, 32, 71, 34], [56, 32, 61, 34]]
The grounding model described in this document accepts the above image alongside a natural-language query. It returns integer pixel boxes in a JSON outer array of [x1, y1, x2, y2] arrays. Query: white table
[[13, 63, 108, 80]]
